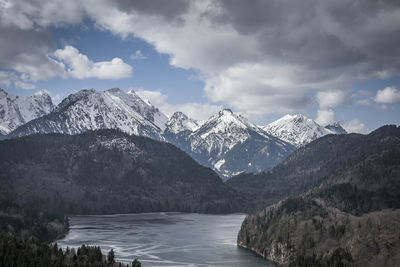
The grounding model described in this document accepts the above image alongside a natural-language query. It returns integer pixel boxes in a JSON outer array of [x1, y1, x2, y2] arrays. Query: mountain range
[[164, 109, 295, 178], [2, 88, 347, 179], [7, 88, 167, 140], [1, 87, 398, 267]]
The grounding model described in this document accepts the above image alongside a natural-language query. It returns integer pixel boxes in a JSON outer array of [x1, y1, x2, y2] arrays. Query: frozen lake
[[58, 212, 273, 266]]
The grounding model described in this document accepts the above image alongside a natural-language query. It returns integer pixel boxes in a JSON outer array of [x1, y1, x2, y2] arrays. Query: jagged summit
[[7, 88, 168, 140], [0, 89, 54, 135], [325, 121, 347, 134], [164, 109, 295, 179], [218, 108, 233, 115], [263, 113, 347, 147], [165, 111, 200, 134], [196, 109, 268, 142]]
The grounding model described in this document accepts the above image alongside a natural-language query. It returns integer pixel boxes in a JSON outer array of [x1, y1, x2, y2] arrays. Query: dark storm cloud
[[0, 26, 54, 68], [1, 0, 399, 117], [115, 0, 190, 21], [207, 0, 400, 74]]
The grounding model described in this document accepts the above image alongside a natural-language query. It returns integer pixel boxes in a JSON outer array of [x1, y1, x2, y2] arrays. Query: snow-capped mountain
[[0, 89, 54, 135], [263, 114, 347, 147], [8, 88, 168, 140], [325, 122, 347, 135], [165, 111, 201, 134], [126, 89, 168, 131], [164, 109, 295, 179]]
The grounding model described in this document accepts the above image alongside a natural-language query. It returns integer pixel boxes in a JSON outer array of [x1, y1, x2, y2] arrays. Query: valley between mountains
[[0, 88, 399, 267]]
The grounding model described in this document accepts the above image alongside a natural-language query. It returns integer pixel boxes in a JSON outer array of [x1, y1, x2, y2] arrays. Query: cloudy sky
[[1, 0, 400, 132]]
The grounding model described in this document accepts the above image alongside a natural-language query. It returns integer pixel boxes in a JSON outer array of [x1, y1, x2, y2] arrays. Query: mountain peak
[[33, 90, 50, 97], [0, 88, 7, 96], [282, 113, 312, 123], [55, 89, 95, 112], [0, 89, 54, 135], [218, 108, 234, 116], [325, 122, 347, 134], [165, 111, 199, 134], [8, 88, 168, 139], [170, 111, 189, 120], [107, 87, 123, 93], [166, 109, 294, 179], [263, 113, 334, 147]]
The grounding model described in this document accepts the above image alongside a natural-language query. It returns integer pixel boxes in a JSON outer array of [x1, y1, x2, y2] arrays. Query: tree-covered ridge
[[239, 194, 400, 267], [236, 125, 400, 266], [0, 189, 68, 242], [228, 125, 400, 212], [0, 129, 245, 215], [0, 233, 141, 267]]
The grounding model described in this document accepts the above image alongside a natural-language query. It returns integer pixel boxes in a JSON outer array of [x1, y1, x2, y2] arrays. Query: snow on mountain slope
[[0, 89, 54, 135], [164, 109, 295, 179], [125, 89, 168, 131], [263, 114, 346, 147], [325, 122, 347, 135], [191, 109, 270, 154], [165, 111, 200, 134], [8, 88, 167, 140]]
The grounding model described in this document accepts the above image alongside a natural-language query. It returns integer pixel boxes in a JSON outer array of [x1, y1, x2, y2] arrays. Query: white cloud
[[0, 70, 35, 90], [0, 71, 15, 87], [1, 0, 400, 120], [130, 50, 146, 60], [14, 80, 35, 90], [134, 89, 167, 107], [0, 0, 85, 29], [356, 98, 372, 106], [54, 45, 132, 80], [374, 86, 400, 104], [343, 119, 369, 134], [136, 89, 222, 120], [83, 0, 400, 117], [204, 63, 314, 117], [316, 90, 348, 109], [315, 109, 336, 126]]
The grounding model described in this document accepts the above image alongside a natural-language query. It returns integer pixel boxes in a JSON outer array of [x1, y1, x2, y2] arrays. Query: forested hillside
[[236, 125, 400, 266], [0, 129, 244, 215], [228, 125, 400, 211]]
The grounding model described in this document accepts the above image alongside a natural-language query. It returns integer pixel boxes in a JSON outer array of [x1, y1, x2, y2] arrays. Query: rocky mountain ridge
[[8, 88, 167, 140], [164, 109, 296, 179], [2, 88, 348, 180], [263, 114, 347, 147], [0, 89, 54, 135]]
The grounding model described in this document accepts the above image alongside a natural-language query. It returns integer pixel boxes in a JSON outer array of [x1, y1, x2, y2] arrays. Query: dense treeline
[[237, 126, 400, 267], [0, 190, 68, 242], [228, 125, 400, 212], [289, 248, 353, 267], [0, 129, 245, 215], [0, 233, 141, 267]]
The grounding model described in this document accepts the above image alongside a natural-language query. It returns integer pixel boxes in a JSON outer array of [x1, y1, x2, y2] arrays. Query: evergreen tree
[[107, 248, 115, 265]]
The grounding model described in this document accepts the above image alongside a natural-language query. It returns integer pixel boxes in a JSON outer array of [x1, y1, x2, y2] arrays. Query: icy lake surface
[[58, 212, 274, 266]]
